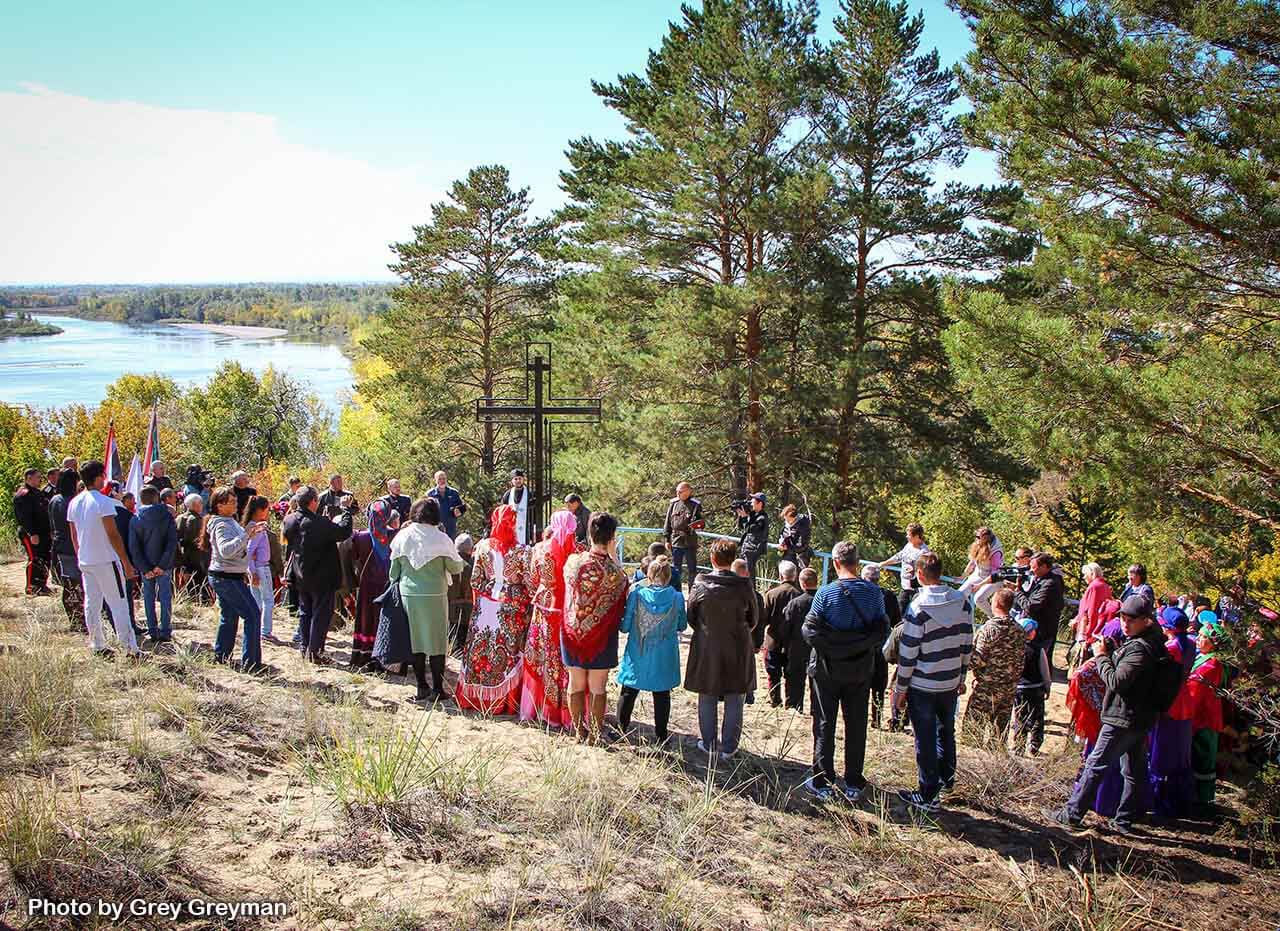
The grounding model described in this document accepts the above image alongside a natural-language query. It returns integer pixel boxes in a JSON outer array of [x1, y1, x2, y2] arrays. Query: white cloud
[[0, 84, 435, 283]]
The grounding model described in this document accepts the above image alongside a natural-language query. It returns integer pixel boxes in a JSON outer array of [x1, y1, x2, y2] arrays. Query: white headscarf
[[389, 521, 460, 571]]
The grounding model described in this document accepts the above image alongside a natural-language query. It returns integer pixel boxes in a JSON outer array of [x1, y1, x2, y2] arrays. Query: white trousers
[[82, 560, 139, 653]]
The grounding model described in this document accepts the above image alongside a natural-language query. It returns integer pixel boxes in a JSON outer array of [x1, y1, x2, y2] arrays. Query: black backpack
[[1148, 646, 1185, 714]]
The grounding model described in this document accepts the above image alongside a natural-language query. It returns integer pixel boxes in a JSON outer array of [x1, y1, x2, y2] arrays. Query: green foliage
[[890, 473, 988, 581], [946, 0, 1280, 578], [357, 165, 552, 514], [183, 362, 331, 473], [105, 373, 181, 409], [0, 406, 54, 540]]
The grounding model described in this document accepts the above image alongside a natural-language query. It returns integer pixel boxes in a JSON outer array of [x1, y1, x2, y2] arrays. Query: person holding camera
[[283, 484, 356, 664], [1013, 551, 1065, 666], [778, 504, 812, 569], [1048, 595, 1170, 833], [736, 492, 769, 586]]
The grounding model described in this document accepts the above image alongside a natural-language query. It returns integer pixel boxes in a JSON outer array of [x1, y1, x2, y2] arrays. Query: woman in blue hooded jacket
[[617, 556, 687, 742]]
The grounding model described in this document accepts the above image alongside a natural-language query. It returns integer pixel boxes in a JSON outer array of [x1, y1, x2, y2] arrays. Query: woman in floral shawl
[[455, 505, 533, 714], [519, 510, 581, 728], [563, 511, 629, 740], [350, 500, 399, 671]]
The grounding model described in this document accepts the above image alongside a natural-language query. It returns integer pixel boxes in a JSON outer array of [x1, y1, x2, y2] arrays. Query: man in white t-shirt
[[67, 460, 139, 656]]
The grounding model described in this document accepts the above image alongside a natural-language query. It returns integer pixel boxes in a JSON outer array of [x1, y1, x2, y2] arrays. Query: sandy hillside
[[0, 560, 1275, 931]]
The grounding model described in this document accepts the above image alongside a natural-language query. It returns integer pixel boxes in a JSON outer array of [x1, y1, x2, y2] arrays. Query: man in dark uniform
[[13, 468, 52, 595]]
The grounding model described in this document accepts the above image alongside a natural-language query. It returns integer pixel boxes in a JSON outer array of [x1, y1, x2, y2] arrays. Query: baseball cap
[[1120, 595, 1152, 618], [1017, 617, 1038, 634], [1158, 606, 1188, 629], [750, 492, 766, 503]]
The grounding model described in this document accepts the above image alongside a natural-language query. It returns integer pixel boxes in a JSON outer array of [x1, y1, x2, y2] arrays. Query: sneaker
[[802, 776, 833, 802], [940, 778, 956, 793], [1109, 819, 1135, 836], [1045, 806, 1086, 830], [719, 750, 737, 762], [898, 789, 941, 814], [842, 783, 865, 803], [696, 740, 713, 754]]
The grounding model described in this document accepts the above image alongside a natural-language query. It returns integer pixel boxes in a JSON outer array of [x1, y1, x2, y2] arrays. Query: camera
[[731, 498, 750, 515], [990, 566, 1030, 584]]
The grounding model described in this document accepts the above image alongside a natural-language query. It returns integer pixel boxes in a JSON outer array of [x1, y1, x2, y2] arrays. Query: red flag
[[103, 421, 122, 484], [143, 403, 160, 476]]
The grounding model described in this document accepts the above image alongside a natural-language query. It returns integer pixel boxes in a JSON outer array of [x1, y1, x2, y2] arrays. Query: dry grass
[[0, 562, 1276, 930]]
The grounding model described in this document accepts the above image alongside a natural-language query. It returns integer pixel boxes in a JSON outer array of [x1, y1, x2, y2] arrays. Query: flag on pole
[[103, 421, 122, 485], [142, 403, 161, 476], [124, 454, 143, 500]]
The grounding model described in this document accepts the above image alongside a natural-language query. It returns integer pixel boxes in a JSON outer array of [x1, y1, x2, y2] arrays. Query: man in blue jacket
[[128, 485, 179, 642], [427, 470, 467, 539]]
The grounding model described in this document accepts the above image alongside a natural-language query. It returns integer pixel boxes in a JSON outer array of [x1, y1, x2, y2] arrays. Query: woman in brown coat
[[685, 539, 759, 759]]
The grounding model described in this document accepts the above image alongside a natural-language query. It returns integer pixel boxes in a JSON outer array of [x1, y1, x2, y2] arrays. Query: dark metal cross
[[475, 341, 602, 540]]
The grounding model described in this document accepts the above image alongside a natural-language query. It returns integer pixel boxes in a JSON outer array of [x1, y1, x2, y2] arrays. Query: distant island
[[0, 309, 62, 339]]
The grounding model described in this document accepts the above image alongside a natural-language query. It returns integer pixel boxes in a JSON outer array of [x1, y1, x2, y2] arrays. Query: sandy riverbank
[[162, 320, 288, 338]]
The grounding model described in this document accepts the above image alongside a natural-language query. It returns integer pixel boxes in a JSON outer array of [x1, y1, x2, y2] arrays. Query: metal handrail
[[616, 525, 967, 587]]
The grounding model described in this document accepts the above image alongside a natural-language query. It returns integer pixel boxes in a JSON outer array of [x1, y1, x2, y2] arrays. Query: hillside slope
[[0, 562, 1274, 930]]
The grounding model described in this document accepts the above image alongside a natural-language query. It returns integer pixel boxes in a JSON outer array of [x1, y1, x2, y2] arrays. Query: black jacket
[[233, 485, 257, 520], [377, 493, 413, 523], [1095, 624, 1167, 730], [316, 488, 351, 519], [12, 485, 50, 537], [778, 514, 812, 562], [738, 510, 769, 556], [777, 591, 814, 653], [762, 580, 802, 651], [283, 508, 354, 593], [48, 494, 75, 557], [1014, 571, 1065, 652], [802, 611, 888, 685]]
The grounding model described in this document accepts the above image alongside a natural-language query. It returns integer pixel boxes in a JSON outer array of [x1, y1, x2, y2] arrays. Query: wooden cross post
[[475, 342, 602, 541]]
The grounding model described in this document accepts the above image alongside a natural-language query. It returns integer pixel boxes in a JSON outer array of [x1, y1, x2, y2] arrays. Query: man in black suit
[[283, 484, 355, 664]]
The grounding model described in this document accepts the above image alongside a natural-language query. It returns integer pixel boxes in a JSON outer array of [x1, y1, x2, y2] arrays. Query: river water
[[0, 314, 354, 412]]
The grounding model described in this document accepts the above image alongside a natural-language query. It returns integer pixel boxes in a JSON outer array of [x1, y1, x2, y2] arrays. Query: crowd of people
[[11, 463, 1254, 826]]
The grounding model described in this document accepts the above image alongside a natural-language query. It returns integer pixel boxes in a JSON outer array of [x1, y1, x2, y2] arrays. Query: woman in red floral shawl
[[454, 505, 533, 714], [519, 509, 581, 729], [562, 511, 629, 740]]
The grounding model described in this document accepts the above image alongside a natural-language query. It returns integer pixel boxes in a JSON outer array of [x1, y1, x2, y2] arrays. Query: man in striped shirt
[[893, 552, 973, 812]]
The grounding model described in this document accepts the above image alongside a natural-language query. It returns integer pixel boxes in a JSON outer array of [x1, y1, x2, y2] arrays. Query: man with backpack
[[1048, 595, 1181, 834], [800, 541, 889, 802]]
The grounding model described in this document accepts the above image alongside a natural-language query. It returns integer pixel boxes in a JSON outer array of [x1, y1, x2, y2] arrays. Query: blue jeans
[[671, 545, 697, 589], [907, 687, 958, 800], [141, 571, 172, 639], [209, 574, 262, 670], [1066, 722, 1150, 824]]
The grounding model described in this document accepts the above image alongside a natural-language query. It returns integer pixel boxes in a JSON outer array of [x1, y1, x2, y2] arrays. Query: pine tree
[[362, 165, 553, 498], [945, 0, 1280, 543]]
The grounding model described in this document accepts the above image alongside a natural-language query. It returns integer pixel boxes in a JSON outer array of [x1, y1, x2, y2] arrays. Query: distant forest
[[0, 283, 393, 335]]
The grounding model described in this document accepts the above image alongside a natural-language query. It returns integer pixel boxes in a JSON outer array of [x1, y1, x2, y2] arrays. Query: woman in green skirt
[[389, 497, 465, 703]]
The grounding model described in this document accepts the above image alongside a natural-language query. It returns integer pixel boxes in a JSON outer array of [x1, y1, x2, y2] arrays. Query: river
[[0, 314, 354, 412]]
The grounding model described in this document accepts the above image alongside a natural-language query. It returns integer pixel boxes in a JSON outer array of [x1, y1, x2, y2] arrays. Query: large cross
[[475, 341, 602, 541]]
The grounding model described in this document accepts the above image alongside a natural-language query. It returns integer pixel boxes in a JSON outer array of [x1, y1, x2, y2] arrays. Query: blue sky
[[0, 0, 989, 284]]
